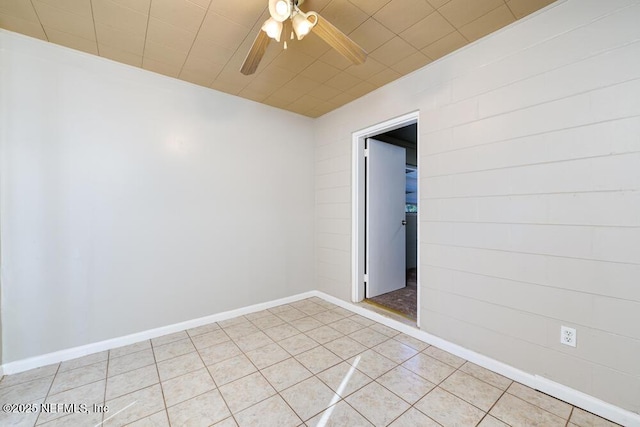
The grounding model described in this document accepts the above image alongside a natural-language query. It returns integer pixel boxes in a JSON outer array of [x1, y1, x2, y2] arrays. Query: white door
[[366, 138, 406, 298]]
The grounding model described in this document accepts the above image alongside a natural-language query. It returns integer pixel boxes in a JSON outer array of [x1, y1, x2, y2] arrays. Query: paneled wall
[[0, 31, 315, 363], [314, 0, 640, 413]]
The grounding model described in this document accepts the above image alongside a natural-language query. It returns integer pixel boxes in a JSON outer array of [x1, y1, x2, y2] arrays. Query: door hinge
[[364, 148, 369, 158], [363, 273, 369, 283]]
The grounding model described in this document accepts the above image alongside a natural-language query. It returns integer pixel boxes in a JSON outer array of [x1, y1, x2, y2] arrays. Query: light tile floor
[[0, 297, 621, 427]]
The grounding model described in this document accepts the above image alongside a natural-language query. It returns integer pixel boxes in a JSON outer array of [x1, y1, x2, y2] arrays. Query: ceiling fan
[[240, 0, 367, 75]]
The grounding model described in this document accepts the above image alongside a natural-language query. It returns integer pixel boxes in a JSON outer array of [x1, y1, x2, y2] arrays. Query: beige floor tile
[[349, 328, 389, 347], [350, 349, 397, 379], [233, 331, 275, 352], [191, 329, 231, 351], [0, 364, 58, 389], [313, 310, 347, 324], [153, 338, 196, 362], [214, 416, 239, 426], [330, 307, 353, 317], [103, 384, 165, 426], [291, 316, 324, 332], [349, 315, 376, 327], [161, 368, 216, 407], [478, 415, 510, 426], [0, 376, 54, 404], [489, 392, 566, 427], [401, 353, 455, 384], [310, 298, 339, 309], [392, 333, 429, 351], [219, 372, 276, 414], [305, 325, 344, 344], [167, 389, 231, 426], [275, 307, 307, 322], [570, 407, 621, 427], [151, 331, 189, 347], [324, 336, 368, 360], [295, 346, 342, 374], [235, 395, 302, 427], [207, 354, 257, 386], [127, 410, 170, 426], [415, 387, 486, 427], [249, 314, 286, 330], [280, 376, 337, 421], [441, 370, 503, 412], [507, 382, 572, 419], [459, 362, 512, 390], [106, 364, 159, 400], [388, 407, 440, 427], [49, 361, 107, 395], [369, 323, 400, 337], [198, 341, 242, 366], [36, 409, 103, 427], [330, 318, 365, 335], [110, 340, 152, 359], [244, 309, 272, 321], [157, 351, 204, 381], [59, 351, 108, 372], [261, 357, 312, 392], [316, 361, 372, 398], [423, 346, 466, 368], [108, 348, 156, 377], [223, 322, 260, 340], [263, 324, 300, 341], [295, 302, 327, 316], [377, 366, 435, 404], [373, 339, 419, 364], [218, 316, 250, 328], [346, 382, 410, 426], [269, 304, 294, 314], [306, 400, 374, 427], [40, 380, 106, 424], [245, 343, 290, 369], [187, 322, 220, 337], [279, 333, 319, 355]]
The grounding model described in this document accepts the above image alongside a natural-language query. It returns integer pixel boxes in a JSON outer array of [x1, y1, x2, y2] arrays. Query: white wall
[[0, 31, 315, 363], [314, 0, 640, 415]]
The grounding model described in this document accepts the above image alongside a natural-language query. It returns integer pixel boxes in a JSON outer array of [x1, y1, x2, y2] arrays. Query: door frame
[[351, 111, 420, 327]]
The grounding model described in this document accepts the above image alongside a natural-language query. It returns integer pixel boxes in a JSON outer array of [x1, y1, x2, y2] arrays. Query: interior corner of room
[[1, 0, 640, 425]]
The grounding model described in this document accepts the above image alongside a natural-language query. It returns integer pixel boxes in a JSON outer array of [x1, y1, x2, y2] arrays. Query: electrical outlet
[[560, 326, 577, 347]]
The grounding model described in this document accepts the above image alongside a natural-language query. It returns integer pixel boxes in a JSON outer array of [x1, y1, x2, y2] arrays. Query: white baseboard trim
[[0, 291, 316, 376], [1, 290, 638, 426], [312, 291, 640, 427]]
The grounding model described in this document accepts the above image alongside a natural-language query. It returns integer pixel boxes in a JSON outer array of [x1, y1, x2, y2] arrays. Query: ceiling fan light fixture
[[262, 17, 283, 42], [268, 0, 291, 22], [292, 11, 317, 40]]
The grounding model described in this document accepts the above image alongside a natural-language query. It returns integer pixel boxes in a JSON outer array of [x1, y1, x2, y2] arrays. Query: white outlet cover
[[561, 326, 577, 347]]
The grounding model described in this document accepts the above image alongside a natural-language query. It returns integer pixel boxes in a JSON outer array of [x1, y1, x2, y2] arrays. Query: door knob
[[401, 220, 407, 226]]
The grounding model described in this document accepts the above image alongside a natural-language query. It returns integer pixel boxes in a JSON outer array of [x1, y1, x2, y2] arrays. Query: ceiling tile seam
[[458, 3, 515, 40], [28, 0, 49, 42], [173, 1, 214, 82], [431, 4, 470, 43], [139, 0, 153, 70], [89, 0, 100, 56], [346, 0, 390, 16], [503, 0, 518, 21]]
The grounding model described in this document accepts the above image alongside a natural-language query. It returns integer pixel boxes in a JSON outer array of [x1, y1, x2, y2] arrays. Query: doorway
[[351, 112, 419, 326]]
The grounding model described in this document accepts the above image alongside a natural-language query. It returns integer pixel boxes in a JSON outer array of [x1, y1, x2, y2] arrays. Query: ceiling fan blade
[[313, 14, 367, 65], [240, 30, 271, 75]]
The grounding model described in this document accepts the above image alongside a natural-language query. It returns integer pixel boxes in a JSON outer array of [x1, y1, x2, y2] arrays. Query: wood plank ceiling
[[0, 0, 556, 117]]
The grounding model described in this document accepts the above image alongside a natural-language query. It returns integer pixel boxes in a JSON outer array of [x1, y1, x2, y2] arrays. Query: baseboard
[[2, 289, 638, 426], [0, 291, 316, 376], [313, 291, 640, 427]]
